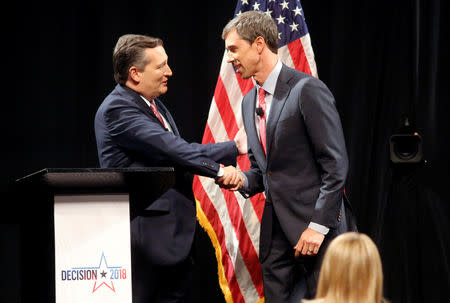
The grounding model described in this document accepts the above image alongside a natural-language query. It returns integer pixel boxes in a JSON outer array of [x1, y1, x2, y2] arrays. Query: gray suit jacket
[[241, 64, 352, 251]]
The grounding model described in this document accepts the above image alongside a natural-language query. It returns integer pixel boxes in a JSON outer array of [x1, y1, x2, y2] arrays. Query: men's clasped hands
[[215, 165, 245, 191]]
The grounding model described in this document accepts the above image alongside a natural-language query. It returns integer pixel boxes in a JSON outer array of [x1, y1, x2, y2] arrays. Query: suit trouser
[[259, 202, 347, 303]]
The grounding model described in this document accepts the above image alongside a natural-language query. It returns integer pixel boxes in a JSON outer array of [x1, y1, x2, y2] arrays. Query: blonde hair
[[305, 232, 387, 303]]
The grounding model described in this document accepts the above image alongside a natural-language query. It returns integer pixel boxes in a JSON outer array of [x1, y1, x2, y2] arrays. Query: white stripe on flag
[[207, 98, 230, 142]]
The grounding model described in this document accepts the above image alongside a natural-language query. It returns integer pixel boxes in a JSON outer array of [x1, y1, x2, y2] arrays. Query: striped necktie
[[149, 101, 166, 128]]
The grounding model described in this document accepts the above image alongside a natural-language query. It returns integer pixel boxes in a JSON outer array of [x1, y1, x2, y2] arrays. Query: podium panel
[[54, 194, 132, 302]]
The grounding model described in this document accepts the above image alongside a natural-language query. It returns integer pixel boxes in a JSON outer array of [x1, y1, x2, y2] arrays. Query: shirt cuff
[[217, 166, 224, 177], [242, 173, 249, 190], [308, 222, 330, 235]]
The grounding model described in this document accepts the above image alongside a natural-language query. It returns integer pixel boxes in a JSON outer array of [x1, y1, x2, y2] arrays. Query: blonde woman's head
[[313, 232, 385, 303]]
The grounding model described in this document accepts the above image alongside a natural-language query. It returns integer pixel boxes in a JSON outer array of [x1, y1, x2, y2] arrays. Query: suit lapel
[[155, 99, 180, 136], [266, 66, 292, 158]]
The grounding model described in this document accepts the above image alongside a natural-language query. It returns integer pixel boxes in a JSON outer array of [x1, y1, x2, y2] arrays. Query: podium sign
[[54, 194, 132, 302]]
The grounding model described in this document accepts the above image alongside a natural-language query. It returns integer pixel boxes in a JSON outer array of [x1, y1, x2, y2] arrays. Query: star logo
[[92, 252, 118, 293]]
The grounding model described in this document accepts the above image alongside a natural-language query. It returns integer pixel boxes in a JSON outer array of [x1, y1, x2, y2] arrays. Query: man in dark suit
[[94, 34, 245, 303], [218, 12, 356, 302]]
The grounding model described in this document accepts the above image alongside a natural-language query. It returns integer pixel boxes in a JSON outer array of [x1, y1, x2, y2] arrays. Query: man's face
[[138, 46, 172, 100], [224, 29, 258, 79]]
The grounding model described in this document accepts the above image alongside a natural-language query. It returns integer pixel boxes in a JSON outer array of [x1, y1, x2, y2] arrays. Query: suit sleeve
[[104, 99, 238, 178], [299, 78, 349, 228], [240, 145, 265, 198]]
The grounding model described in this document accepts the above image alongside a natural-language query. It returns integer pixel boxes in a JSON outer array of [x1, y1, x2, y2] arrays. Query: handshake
[[215, 127, 246, 190], [215, 165, 245, 191]]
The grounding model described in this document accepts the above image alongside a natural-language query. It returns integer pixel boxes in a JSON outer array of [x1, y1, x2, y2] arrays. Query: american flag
[[192, 1, 317, 302]]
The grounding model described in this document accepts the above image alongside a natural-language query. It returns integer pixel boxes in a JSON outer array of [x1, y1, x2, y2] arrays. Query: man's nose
[[165, 65, 173, 76], [226, 52, 235, 63]]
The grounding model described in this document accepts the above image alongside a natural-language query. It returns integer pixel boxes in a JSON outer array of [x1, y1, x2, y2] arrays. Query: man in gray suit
[[217, 11, 355, 302]]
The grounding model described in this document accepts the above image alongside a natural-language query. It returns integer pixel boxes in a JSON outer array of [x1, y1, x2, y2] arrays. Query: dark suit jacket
[[241, 65, 352, 251], [94, 84, 237, 266]]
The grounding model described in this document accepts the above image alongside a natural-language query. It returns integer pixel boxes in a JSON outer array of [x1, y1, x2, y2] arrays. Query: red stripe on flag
[[214, 76, 240, 139], [287, 39, 312, 75], [193, 177, 246, 303], [249, 194, 264, 222], [236, 154, 249, 171], [221, 189, 265, 297], [201, 124, 215, 144]]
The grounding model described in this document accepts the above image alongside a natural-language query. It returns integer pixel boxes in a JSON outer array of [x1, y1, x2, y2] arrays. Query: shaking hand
[[216, 165, 245, 191]]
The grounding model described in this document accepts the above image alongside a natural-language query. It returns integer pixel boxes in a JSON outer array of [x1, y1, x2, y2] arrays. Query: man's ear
[[129, 66, 140, 83], [254, 36, 265, 54]]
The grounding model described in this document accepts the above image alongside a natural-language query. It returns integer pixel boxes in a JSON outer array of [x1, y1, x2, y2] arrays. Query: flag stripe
[[287, 38, 312, 75], [300, 34, 318, 77], [249, 195, 265, 223], [201, 123, 214, 145], [206, 99, 231, 143], [214, 77, 240, 140]]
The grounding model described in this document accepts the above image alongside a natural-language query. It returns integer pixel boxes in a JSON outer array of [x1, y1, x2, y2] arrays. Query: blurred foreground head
[[309, 232, 387, 303]]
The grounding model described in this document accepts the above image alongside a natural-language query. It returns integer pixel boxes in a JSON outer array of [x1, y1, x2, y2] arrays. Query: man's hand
[[294, 228, 325, 257], [216, 165, 245, 191], [234, 127, 248, 155]]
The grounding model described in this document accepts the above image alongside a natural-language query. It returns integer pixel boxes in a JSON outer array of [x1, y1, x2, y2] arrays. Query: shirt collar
[[256, 59, 282, 95], [140, 95, 154, 107]]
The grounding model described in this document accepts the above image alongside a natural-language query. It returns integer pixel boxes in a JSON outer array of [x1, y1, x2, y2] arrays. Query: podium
[[15, 167, 175, 303]]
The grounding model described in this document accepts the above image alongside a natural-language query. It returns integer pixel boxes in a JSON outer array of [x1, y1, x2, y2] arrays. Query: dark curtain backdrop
[[1, 1, 449, 302]]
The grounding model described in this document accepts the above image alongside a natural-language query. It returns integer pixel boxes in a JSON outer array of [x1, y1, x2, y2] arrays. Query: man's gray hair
[[222, 11, 279, 54]]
